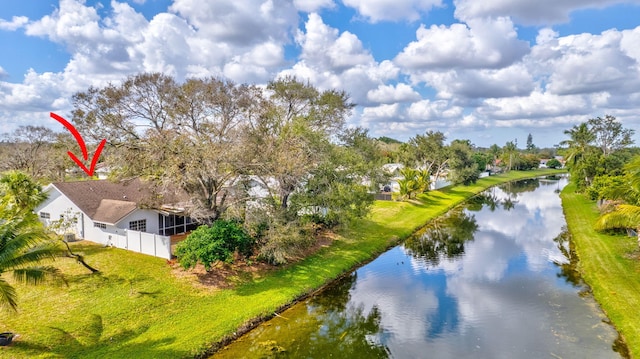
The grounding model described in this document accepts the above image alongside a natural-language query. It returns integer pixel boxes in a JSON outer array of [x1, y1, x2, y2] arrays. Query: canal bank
[[561, 183, 638, 358], [214, 175, 624, 358], [203, 169, 568, 357]]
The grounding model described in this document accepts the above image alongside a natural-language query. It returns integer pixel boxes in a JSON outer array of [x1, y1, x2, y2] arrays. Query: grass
[[0, 169, 564, 358], [561, 183, 640, 358]]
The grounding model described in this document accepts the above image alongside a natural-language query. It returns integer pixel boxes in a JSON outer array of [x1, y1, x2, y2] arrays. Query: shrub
[[175, 220, 253, 270], [546, 158, 562, 169], [257, 222, 315, 265]]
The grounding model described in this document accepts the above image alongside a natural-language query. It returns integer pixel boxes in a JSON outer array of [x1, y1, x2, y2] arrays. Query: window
[[129, 219, 147, 232], [94, 222, 106, 229], [159, 214, 196, 236], [39, 212, 50, 219]]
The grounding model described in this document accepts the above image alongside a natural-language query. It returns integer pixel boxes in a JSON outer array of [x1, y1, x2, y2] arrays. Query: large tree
[[403, 130, 449, 182], [243, 76, 354, 214], [448, 139, 480, 185], [0, 126, 67, 181], [72, 73, 260, 223], [588, 115, 635, 156]]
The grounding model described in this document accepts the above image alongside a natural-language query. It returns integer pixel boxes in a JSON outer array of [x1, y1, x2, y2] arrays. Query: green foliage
[[586, 175, 625, 201], [501, 141, 519, 171], [515, 153, 540, 170], [175, 220, 253, 270], [257, 221, 315, 265], [377, 136, 402, 144], [561, 116, 635, 191], [448, 140, 479, 185], [397, 167, 430, 199], [526, 133, 537, 153], [471, 152, 491, 172], [546, 158, 562, 169], [0, 171, 63, 311]]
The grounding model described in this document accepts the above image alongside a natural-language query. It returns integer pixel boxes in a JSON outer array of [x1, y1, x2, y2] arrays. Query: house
[[35, 179, 198, 259]]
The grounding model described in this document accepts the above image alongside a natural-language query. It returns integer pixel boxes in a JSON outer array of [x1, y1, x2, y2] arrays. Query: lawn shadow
[[10, 313, 184, 359]]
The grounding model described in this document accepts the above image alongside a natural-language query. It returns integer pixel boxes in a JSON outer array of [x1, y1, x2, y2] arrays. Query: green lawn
[[561, 183, 640, 358], [1, 169, 563, 359]]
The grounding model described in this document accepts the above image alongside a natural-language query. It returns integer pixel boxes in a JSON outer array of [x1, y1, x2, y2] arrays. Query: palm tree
[[560, 123, 595, 166], [0, 171, 64, 311], [502, 141, 518, 171], [594, 156, 640, 248]]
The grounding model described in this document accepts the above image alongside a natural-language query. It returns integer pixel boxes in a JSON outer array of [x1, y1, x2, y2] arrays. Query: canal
[[214, 176, 625, 358]]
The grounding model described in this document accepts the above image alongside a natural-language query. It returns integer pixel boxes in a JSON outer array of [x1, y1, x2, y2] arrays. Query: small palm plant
[[594, 156, 640, 249], [398, 167, 430, 200]]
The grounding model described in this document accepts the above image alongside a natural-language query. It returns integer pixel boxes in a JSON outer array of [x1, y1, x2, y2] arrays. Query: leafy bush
[[257, 222, 315, 265], [546, 158, 562, 169], [586, 175, 625, 201], [175, 220, 253, 270]]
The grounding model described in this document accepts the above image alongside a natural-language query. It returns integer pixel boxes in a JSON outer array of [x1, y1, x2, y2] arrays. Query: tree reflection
[[551, 227, 583, 287], [214, 272, 389, 359], [502, 178, 540, 195], [403, 208, 478, 267]]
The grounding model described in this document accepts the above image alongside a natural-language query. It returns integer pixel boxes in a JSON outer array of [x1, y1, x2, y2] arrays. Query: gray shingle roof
[[51, 178, 153, 224]]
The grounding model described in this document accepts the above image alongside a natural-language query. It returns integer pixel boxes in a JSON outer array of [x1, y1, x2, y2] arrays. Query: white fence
[[111, 230, 172, 259]]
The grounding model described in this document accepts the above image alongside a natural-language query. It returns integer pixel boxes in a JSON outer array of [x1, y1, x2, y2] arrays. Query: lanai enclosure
[[35, 179, 199, 259]]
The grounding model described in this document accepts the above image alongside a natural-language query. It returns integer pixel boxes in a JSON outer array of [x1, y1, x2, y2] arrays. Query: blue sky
[[2, 0, 640, 148]]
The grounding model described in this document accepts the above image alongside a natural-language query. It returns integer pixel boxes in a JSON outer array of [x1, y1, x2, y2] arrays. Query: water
[[214, 176, 625, 358]]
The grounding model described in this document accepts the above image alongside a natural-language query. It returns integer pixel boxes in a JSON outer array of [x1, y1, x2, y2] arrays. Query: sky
[[1, 0, 640, 148]]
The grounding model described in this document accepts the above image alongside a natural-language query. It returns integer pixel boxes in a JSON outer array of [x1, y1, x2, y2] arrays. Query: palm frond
[[595, 204, 640, 231], [12, 266, 65, 286], [1, 244, 64, 272], [0, 277, 18, 311]]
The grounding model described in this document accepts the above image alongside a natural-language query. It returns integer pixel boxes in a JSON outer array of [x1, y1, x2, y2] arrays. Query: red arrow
[[50, 112, 106, 176]]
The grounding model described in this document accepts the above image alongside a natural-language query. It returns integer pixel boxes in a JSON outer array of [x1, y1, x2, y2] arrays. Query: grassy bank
[[561, 183, 640, 358], [1, 169, 562, 358]]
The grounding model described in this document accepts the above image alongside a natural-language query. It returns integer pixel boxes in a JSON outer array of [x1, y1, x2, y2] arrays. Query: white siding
[[35, 187, 85, 238], [117, 209, 160, 233], [34, 185, 171, 259]]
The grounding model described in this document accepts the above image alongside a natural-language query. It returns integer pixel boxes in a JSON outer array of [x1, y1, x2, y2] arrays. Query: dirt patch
[[170, 230, 337, 290]]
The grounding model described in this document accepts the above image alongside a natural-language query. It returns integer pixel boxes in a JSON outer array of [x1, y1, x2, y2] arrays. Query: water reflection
[[404, 208, 478, 267], [214, 176, 624, 358]]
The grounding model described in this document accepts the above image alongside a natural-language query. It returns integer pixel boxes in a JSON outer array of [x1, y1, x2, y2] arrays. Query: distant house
[[34, 179, 198, 259], [539, 159, 550, 168]]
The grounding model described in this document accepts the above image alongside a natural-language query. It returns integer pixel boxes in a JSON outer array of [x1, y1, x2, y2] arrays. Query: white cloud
[[25, 0, 103, 47], [416, 65, 535, 100], [542, 29, 640, 95], [453, 0, 640, 25], [293, 0, 336, 12], [296, 13, 375, 72], [367, 83, 421, 103], [0, 66, 7, 79], [281, 14, 402, 107], [363, 103, 401, 119], [0, 70, 67, 111], [407, 99, 462, 121], [0, 15, 29, 31], [342, 0, 443, 22], [478, 90, 589, 121], [395, 17, 529, 70], [169, 0, 298, 46]]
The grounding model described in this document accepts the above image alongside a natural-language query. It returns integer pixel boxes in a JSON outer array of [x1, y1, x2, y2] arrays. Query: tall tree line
[[71, 73, 385, 263]]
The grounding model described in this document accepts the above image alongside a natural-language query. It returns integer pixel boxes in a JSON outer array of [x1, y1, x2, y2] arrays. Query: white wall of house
[[118, 209, 160, 234], [35, 187, 85, 239]]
